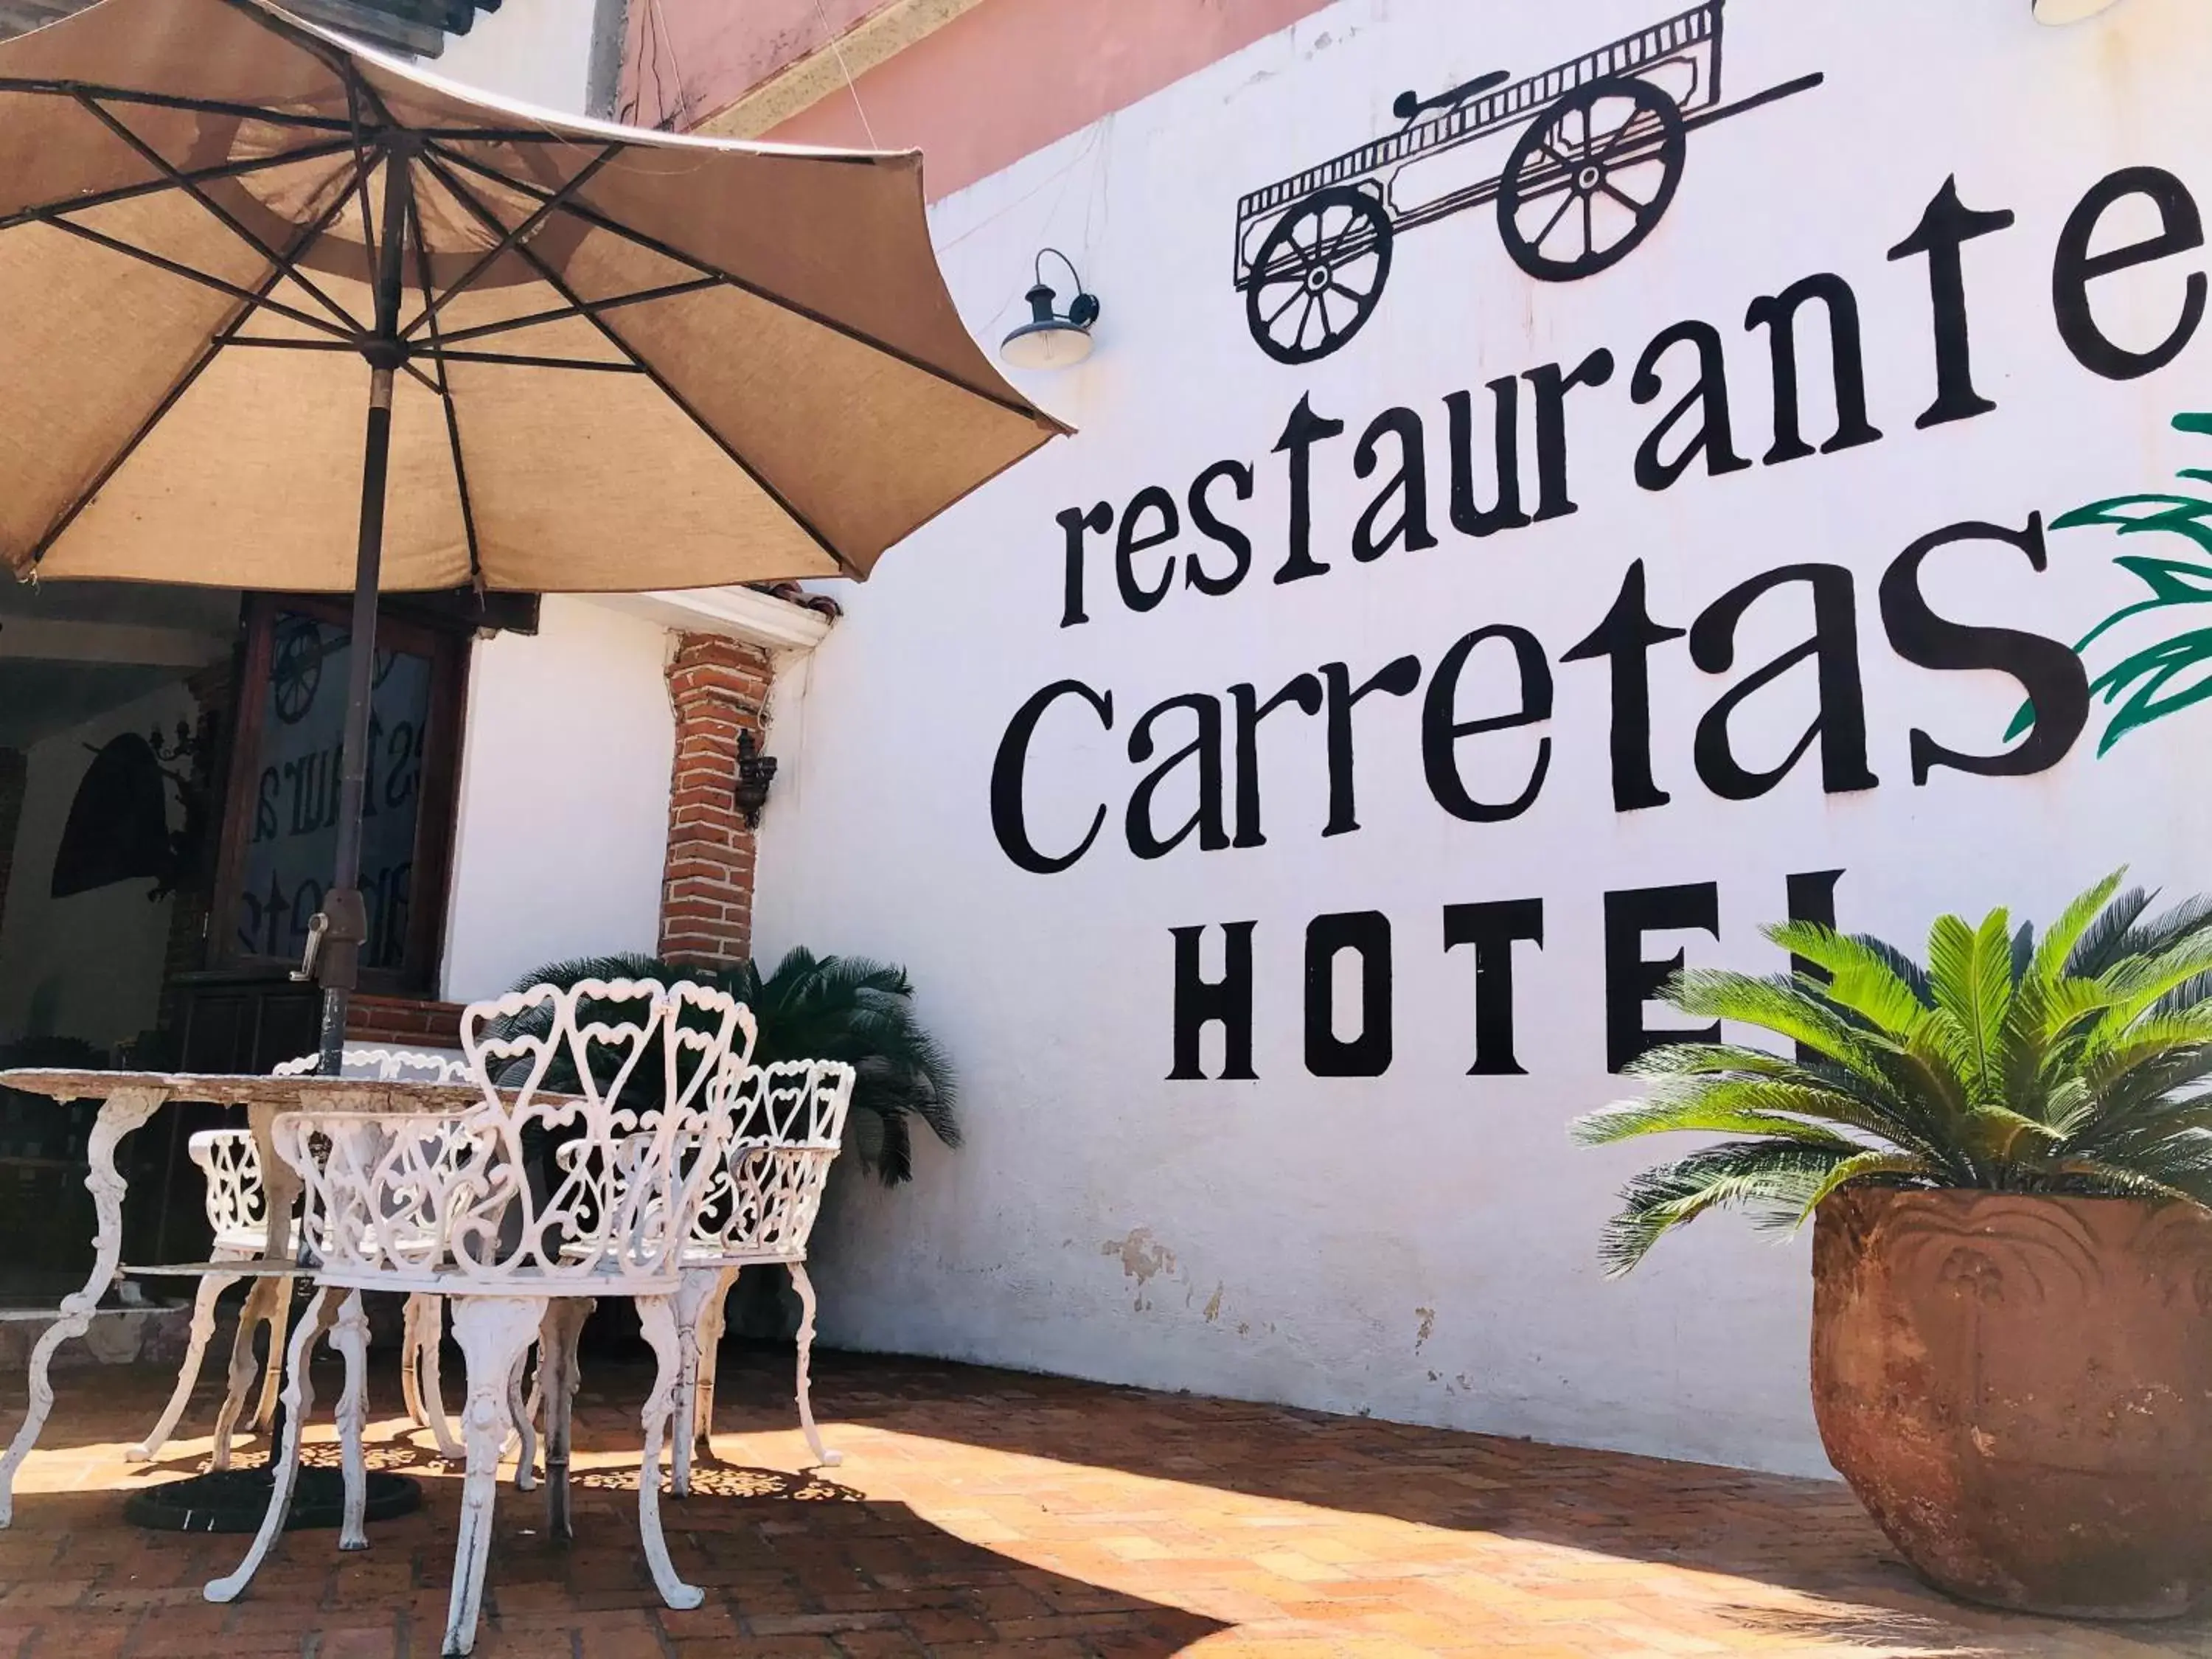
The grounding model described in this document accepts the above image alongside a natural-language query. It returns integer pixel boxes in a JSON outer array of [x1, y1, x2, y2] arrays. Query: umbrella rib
[[431, 351, 644, 372], [429, 276, 724, 348], [27, 147, 379, 569], [400, 144, 625, 343], [220, 335, 360, 351], [0, 78, 355, 132], [418, 147, 863, 579], [405, 183, 484, 595], [427, 142, 1062, 431], [73, 94, 365, 334], [35, 214, 352, 339], [0, 137, 358, 234]]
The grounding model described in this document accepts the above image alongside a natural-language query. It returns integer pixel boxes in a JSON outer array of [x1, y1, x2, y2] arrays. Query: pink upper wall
[[630, 0, 1333, 200], [621, 0, 882, 128]]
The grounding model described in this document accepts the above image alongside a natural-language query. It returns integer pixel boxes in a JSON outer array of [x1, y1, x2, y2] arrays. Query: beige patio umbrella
[[0, 0, 1065, 1065]]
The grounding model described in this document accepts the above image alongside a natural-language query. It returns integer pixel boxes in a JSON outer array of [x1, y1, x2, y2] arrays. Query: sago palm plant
[[1573, 872, 2212, 1275], [490, 947, 959, 1185]]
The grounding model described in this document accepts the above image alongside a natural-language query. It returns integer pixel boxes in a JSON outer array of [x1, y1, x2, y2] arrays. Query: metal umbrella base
[[125, 1467, 421, 1534]]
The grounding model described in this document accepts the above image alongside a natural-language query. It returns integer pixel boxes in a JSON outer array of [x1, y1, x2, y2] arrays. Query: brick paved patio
[[0, 1345, 2205, 1658]]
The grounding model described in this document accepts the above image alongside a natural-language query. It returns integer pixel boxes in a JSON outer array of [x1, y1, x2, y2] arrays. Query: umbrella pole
[[313, 142, 413, 1077]]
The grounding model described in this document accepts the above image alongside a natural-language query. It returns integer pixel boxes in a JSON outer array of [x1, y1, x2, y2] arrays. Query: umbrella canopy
[[0, 0, 1065, 594]]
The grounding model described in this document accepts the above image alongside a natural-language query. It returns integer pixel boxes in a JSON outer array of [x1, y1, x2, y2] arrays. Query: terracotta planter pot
[[1812, 1187, 2212, 1618]]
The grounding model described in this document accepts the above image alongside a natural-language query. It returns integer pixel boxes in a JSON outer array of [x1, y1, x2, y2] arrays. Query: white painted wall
[[431, 0, 602, 114], [440, 596, 673, 1001], [0, 683, 198, 1053], [754, 0, 2212, 1477]]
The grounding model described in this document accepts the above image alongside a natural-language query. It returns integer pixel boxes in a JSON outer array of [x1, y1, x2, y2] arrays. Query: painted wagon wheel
[[1245, 185, 1394, 365], [271, 617, 325, 725], [1496, 77, 1685, 282]]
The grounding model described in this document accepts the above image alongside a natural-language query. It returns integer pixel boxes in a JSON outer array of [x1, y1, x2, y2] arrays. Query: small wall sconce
[[1000, 248, 1100, 371], [734, 728, 778, 830], [2033, 0, 2124, 21]]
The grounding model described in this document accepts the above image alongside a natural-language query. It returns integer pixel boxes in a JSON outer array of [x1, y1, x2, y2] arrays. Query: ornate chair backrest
[[189, 1129, 268, 1247], [690, 1059, 856, 1263], [276, 981, 753, 1289], [194, 1048, 478, 1246]]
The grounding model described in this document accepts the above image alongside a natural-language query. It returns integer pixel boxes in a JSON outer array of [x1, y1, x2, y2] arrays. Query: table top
[[0, 1067, 491, 1112]]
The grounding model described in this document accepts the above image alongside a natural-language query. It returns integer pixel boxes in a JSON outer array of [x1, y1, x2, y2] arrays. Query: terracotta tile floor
[[1, 1346, 2207, 1658]]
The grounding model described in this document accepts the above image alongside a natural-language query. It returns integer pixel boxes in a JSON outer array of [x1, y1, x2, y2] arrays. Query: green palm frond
[[2011, 412, 2212, 752], [1574, 870, 2212, 1271]]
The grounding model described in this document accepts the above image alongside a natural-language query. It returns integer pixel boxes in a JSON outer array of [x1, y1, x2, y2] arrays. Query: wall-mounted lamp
[[1000, 248, 1100, 371], [2033, 0, 2124, 21], [734, 728, 778, 830]]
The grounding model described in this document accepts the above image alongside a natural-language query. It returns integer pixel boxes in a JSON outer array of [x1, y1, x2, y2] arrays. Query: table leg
[[0, 1087, 164, 1526]]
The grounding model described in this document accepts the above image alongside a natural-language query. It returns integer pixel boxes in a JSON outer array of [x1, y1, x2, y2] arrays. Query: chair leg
[[506, 1343, 538, 1492], [635, 1294, 703, 1611], [443, 1296, 543, 1658], [538, 1299, 591, 1541], [204, 1284, 332, 1604], [417, 1295, 462, 1459], [788, 1264, 841, 1468], [332, 1290, 371, 1551], [214, 1278, 281, 1470], [128, 1267, 240, 1463]]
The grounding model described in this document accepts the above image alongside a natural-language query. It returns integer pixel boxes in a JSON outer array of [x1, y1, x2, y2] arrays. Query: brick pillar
[[0, 748, 25, 944], [658, 633, 773, 970]]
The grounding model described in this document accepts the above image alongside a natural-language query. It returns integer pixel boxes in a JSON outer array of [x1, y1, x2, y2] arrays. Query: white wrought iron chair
[[671, 1057, 855, 1492], [206, 980, 749, 1658], [128, 1047, 471, 1469]]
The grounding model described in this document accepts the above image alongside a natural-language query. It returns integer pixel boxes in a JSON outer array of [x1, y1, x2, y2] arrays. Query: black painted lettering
[[1786, 868, 1845, 1064], [1887, 176, 2017, 428], [2053, 165, 2207, 381], [1421, 625, 1553, 823], [1352, 406, 1437, 562], [990, 679, 1115, 875], [1171, 922, 1257, 1081], [1631, 319, 1752, 491], [1561, 560, 1687, 812], [1445, 379, 1530, 538], [1443, 898, 1544, 1076], [1879, 515, 2090, 783], [1116, 486, 1180, 613], [1273, 393, 1346, 584], [1057, 501, 1112, 628], [1186, 459, 1255, 597], [1745, 273, 1883, 465], [1228, 672, 1324, 848], [1604, 883, 1721, 1073], [1126, 693, 1230, 859], [1690, 564, 1878, 801], [1305, 911, 1393, 1077], [1526, 349, 1616, 523], [1321, 655, 1421, 837]]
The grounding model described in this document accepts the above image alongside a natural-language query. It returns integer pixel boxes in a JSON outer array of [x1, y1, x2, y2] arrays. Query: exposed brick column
[[0, 748, 25, 944], [658, 633, 773, 969]]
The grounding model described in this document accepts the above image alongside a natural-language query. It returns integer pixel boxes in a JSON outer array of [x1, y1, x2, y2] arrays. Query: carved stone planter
[[1812, 1188, 2212, 1618]]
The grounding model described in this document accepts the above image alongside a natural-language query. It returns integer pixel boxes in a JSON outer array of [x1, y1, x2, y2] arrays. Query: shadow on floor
[[1, 1363, 1229, 1657], [706, 1345, 2212, 1659]]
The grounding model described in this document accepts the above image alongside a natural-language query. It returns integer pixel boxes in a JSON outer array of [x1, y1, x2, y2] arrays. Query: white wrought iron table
[[0, 1066, 487, 1526]]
